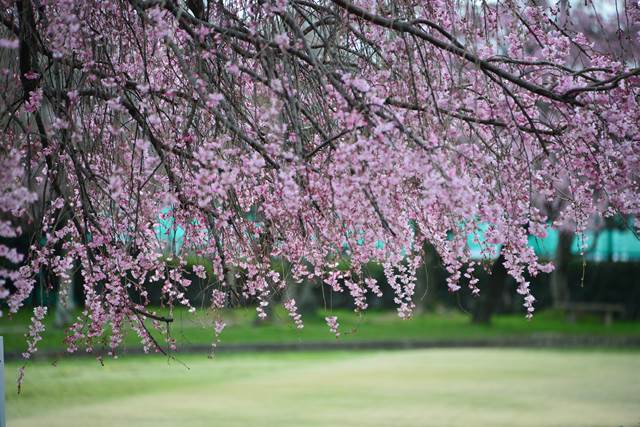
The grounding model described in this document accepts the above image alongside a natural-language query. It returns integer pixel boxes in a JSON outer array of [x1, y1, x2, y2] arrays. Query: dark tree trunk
[[472, 253, 508, 325], [414, 242, 441, 313], [550, 230, 573, 308], [295, 277, 318, 316], [54, 278, 75, 328]]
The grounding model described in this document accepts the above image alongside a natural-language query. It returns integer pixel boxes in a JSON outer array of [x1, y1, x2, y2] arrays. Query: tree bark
[[550, 230, 573, 308], [53, 278, 75, 328], [54, 253, 76, 328], [414, 242, 440, 313], [472, 253, 508, 325]]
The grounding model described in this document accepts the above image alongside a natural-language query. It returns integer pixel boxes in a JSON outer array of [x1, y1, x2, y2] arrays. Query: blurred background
[[2, 216, 640, 427]]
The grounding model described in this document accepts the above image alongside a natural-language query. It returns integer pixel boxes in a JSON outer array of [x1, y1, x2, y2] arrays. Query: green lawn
[[6, 349, 640, 427], [1, 307, 639, 355]]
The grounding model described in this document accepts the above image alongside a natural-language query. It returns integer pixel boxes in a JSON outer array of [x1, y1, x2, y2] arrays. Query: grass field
[[2, 307, 640, 355], [5, 349, 640, 427]]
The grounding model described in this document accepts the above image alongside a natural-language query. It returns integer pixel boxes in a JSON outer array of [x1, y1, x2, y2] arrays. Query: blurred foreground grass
[[1, 307, 640, 355], [6, 348, 640, 427]]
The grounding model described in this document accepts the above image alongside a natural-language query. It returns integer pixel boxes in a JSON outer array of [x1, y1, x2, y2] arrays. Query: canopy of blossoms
[[0, 0, 638, 358]]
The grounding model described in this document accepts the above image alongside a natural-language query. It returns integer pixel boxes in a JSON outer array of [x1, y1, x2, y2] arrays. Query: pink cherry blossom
[[0, 0, 638, 361], [0, 38, 19, 49], [325, 316, 340, 338]]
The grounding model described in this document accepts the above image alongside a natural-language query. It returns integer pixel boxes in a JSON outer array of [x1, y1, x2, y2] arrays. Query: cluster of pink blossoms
[[325, 316, 340, 338], [284, 298, 304, 329], [22, 306, 47, 360]]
